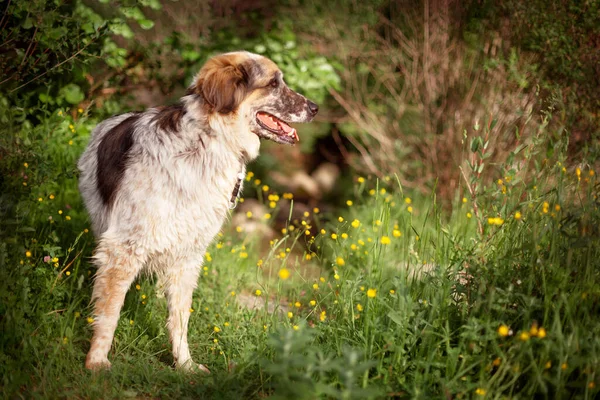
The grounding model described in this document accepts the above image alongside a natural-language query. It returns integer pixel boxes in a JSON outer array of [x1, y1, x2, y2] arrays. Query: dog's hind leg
[[163, 256, 209, 373], [85, 239, 145, 370]]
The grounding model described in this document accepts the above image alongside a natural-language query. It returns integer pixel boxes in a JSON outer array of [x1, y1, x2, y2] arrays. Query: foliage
[[464, 0, 600, 156], [2, 98, 599, 397], [1, 0, 599, 398]]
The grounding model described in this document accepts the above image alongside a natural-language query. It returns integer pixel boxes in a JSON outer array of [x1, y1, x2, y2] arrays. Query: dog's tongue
[[257, 113, 279, 130], [257, 112, 299, 141], [277, 120, 299, 141]]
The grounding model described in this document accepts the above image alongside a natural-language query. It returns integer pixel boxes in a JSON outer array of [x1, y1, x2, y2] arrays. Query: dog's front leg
[[164, 257, 209, 373], [86, 241, 144, 370]]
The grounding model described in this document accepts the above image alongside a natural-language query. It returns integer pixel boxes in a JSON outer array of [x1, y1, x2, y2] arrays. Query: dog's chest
[[130, 153, 243, 252]]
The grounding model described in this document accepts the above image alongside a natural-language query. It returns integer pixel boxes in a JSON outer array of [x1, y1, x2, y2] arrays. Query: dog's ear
[[192, 58, 250, 114]]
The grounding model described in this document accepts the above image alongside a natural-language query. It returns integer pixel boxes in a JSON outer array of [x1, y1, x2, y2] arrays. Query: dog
[[78, 51, 318, 372]]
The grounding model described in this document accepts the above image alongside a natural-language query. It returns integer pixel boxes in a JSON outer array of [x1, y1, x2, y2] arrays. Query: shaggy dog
[[78, 51, 318, 372]]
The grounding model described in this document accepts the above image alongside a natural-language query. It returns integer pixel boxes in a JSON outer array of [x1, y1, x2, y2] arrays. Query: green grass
[[1, 110, 599, 399]]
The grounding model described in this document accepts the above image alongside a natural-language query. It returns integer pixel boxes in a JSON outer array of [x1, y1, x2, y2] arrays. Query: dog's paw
[[177, 359, 210, 374], [85, 355, 112, 371]]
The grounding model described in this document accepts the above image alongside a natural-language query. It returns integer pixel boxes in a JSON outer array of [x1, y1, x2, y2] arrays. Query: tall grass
[[1, 102, 598, 399]]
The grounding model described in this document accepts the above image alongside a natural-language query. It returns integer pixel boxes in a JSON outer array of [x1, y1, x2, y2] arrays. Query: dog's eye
[[269, 78, 278, 88]]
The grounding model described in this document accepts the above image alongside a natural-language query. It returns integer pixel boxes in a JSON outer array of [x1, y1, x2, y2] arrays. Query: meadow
[[1, 104, 598, 399], [1, 0, 599, 398]]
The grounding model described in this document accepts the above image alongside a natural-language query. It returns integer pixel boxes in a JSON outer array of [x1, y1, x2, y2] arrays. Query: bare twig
[[51, 250, 84, 292], [459, 166, 483, 236], [10, 43, 92, 93], [0, 0, 12, 31]]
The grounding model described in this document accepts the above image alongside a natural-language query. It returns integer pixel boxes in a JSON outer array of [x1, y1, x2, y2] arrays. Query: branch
[[10, 42, 92, 93]]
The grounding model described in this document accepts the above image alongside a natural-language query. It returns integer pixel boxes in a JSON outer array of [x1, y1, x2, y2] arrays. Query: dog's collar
[[229, 168, 245, 210]]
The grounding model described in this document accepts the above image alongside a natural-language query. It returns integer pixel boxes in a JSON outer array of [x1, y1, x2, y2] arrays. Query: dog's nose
[[307, 100, 319, 116]]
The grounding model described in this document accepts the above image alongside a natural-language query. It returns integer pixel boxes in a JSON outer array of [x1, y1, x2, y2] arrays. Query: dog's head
[[188, 51, 318, 146]]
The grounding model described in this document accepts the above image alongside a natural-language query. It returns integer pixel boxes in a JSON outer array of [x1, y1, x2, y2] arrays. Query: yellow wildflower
[[351, 219, 360, 228], [529, 324, 539, 337], [537, 327, 546, 339], [336, 257, 345, 266], [366, 288, 377, 298], [319, 311, 326, 322], [498, 324, 510, 337], [213, 326, 221, 333], [519, 331, 530, 341], [255, 289, 262, 296], [380, 236, 391, 245], [356, 303, 363, 312]]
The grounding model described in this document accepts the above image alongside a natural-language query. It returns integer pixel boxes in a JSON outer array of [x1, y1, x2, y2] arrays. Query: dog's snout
[[307, 100, 319, 116]]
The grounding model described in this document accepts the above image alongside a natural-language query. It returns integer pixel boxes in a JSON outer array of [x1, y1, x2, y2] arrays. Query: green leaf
[[138, 19, 154, 30], [21, 17, 33, 29], [139, 0, 162, 10], [121, 7, 145, 21], [470, 137, 481, 153], [38, 93, 52, 104], [60, 84, 84, 105]]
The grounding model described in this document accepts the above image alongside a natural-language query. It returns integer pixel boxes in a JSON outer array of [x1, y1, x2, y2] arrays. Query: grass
[[1, 109, 599, 399]]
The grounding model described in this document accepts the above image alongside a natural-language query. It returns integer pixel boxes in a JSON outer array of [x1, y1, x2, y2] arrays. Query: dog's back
[[78, 113, 137, 235]]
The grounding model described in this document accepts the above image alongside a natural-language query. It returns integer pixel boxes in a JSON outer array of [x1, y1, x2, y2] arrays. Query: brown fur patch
[[97, 115, 139, 207], [188, 53, 277, 114], [153, 103, 186, 132]]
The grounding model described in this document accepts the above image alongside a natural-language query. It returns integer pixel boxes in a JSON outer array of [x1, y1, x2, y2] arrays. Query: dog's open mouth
[[256, 112, 299, 145]]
